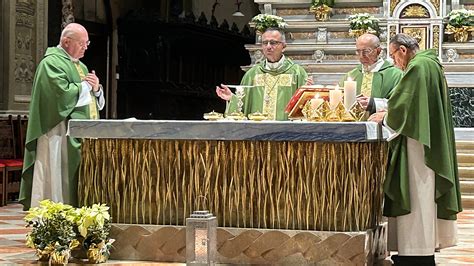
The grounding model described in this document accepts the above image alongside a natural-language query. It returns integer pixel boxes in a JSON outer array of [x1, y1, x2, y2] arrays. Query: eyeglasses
[[262, 40, 282, 47], [389, 48, 400, 58], [67, 37, 90, 47], [355, 48, 376, 56]]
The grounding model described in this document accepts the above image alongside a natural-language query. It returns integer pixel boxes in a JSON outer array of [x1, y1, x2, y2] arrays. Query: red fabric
[[0, 163, 5, 167], [0, 159, 23, 167]]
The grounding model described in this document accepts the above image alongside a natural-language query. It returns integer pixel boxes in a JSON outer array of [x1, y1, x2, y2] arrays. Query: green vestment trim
[[226, 57, 308, 121], [384, 49, 462, 220], [19, 47, 93, 210]]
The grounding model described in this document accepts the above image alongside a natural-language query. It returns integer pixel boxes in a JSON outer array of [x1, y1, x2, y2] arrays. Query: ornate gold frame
[[402, 26, 428, 50]]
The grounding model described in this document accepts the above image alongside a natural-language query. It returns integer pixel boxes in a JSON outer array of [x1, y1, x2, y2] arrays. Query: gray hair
[[264, 27, 286, 43], [389, 33, 419, 51]]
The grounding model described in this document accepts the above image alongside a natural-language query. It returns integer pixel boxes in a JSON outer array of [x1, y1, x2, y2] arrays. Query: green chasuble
[[226, 57, 308, 120], [338, 60, 403, 98], [384, 49, 462, 220], [19, 47, 94, 210]]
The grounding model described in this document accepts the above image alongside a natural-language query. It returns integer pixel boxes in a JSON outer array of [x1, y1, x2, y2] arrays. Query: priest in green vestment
[[216, 28, 308, 120], [19, 23, 105, 210], [369, 34, 462, 265], [339, 33, 403, 114]]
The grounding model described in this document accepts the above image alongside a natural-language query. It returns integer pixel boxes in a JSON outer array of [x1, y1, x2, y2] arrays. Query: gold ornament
[[248, 112, 269, 121], [203, 111, 224, 121], [316, 101, 331, 120], [333, 101, 348, 121], [445, 25, 472, 43], [309, 4, 332, 21], [349, 101, 366, 121], [401, 5, 429, 18], [226, 111, 246, 120]]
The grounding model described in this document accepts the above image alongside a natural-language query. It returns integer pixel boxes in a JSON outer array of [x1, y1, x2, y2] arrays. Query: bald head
[[355, 33, 382, 66], [356, 33, 380, 48], [60, 23, 89, 60], [60, 23, 88, 40]]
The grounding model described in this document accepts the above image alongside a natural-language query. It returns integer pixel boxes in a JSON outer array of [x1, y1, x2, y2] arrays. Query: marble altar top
[[68, 119, 387, 142]]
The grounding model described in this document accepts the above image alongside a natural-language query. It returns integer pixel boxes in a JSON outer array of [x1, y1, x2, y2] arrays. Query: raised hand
[[215, 84, 233, 101]]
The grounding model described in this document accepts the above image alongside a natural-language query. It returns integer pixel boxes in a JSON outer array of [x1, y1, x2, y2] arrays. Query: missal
[[285, 86, 329, 118]]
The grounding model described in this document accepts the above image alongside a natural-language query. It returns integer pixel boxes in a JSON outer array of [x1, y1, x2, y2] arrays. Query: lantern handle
[[197, 194, 209, 210]]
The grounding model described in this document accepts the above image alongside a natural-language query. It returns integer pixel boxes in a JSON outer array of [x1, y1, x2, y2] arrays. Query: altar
[[69, 119, 389, 265]]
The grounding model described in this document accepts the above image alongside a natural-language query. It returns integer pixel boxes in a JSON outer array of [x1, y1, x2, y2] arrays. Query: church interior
[[0, 0, 473, 264]]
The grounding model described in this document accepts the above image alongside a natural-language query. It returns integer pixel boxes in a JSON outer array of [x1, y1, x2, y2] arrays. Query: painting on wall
[[401, 26, 428, 50]]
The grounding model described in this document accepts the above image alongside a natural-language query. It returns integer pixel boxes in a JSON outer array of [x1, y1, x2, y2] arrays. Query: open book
[[285, 86, 329, 118]]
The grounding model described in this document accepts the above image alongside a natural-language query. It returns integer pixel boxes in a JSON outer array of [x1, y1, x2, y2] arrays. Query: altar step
[[457, 140, 474, 209]]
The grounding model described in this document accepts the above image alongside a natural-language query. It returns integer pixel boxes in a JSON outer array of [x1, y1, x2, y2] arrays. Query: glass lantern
[[186, 210, 217, 265]]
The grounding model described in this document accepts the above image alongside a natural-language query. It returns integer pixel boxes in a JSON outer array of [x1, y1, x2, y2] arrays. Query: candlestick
[[310, 94, 324, 109], [344, 78, 357, 110], [329, 86, 343, 110]]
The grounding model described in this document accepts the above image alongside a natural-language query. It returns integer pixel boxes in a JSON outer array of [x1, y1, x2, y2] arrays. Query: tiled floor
[[0, 203, 473, 265]]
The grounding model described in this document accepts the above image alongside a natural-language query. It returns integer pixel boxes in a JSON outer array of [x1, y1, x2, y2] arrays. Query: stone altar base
[[110, 223, 388, 265]]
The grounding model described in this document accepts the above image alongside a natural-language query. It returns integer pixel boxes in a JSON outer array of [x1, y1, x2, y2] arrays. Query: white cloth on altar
[[387, 137, 458, 255]]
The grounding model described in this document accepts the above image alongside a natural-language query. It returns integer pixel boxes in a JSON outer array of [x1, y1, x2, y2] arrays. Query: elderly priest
[[369, 33, 462, 265]]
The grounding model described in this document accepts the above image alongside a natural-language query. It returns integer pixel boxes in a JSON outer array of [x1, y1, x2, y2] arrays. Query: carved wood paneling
[[61, 0, 74, 28], [116, 11, 253, 119], [14, 0, 37, 103]]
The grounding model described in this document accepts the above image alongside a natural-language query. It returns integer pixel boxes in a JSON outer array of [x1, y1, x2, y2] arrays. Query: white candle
[[310, 93, 324, 109], [344, 78, 357, 110], [329, 86, 343, 110]]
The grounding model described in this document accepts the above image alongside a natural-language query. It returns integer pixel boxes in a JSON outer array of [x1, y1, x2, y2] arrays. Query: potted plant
[[309, 0, 334, 21], [25, 200, 80, 264], [445, 9, 474, 42], [251, 14, 288, 43], [348, 13, 380, 38], [251, 14, 288, 33], [25, 200, 114, 264], [76, 203, 114, 263]]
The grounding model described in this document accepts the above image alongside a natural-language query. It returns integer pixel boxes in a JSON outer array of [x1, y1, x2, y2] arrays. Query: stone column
[[0, 0, 48, 115]]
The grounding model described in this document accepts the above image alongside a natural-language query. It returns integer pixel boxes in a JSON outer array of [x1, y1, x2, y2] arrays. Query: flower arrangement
[[348, 13, 380, 38], [445, 9, 474, 42], [251, 14, 288, 33], [76, 204, 114, 263], [309, 0, 334, 21], [25, 200, 113, 264], [446, 9, 473, 28]]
